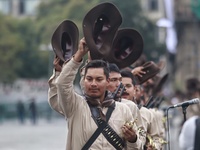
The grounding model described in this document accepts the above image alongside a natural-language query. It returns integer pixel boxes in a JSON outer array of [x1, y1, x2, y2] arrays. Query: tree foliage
[[0, 14, 48, 83], [0, 14, 24, 83], [15, 18, 48, 79]]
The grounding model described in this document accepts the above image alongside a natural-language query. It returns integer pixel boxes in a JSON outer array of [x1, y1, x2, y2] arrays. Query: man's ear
[[107, 78, 110, 83]]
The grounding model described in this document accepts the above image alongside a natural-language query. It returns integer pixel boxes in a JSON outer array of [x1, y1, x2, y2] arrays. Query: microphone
[[169, 98, 200, 108]]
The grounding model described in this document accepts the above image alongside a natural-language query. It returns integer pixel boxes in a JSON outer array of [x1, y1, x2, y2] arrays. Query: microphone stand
[[166, 107, 171, 150]]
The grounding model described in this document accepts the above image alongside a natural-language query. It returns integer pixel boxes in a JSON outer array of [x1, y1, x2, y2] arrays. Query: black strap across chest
[[82, 102, 125, 150]]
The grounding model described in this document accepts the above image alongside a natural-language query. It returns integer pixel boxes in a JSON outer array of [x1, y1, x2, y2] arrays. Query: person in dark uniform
[[29, 98, 37, 124], [16, 100, 25, 124]]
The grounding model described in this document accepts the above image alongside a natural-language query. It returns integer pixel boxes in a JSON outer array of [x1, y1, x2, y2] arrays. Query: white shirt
[[179, 116, 199, 150]]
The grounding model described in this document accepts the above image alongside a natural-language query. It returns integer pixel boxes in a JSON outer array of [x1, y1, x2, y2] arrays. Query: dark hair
[[120, 70, 136, 85], [186, 78, 200, 98], [186, 78, 200, 92], [108, 63, 120, 73], [84, 60, 110, 79]]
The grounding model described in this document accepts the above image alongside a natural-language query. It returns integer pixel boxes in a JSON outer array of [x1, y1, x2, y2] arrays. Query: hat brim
[[51, 20, 79, 62]]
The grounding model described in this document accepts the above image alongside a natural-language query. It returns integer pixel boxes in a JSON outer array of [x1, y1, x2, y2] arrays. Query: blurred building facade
[[0, 79, 48, 103], [140, 0, 166, 44], [0, 0, 44, 16], [174, 0, 200, 89], [141, 0, 200, 91], [140, 0, 170, 80]]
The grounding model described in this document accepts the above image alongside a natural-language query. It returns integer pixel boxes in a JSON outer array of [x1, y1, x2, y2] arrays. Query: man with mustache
[[120, 70, 164, 150], [107, 63, 146, 146], [48, 38, 143, 150]]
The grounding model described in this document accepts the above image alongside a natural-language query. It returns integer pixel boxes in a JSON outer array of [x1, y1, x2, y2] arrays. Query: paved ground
[[0, 116, 181, 150], [0, 119, 67, 150]]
